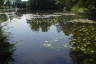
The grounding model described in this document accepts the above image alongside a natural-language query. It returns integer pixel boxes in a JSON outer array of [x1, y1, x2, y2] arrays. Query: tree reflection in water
[[8, 13, 96, 64], [30, 15, 96, 64], [27, 18, 53, 32], [0, 24, 14, 64], [27, 15, 77, 32]]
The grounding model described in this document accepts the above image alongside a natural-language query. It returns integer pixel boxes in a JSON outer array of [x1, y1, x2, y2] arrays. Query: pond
[[0, 12, 96, 64]]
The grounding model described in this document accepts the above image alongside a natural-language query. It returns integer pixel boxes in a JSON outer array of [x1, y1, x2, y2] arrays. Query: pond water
[[0, 12, 96, 64]]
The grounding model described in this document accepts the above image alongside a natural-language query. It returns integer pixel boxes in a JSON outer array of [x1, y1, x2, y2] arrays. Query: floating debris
[[43, 43, 52, 47], [69, 46, 73, 49], [54, 39, 59, 42], [44, 40, 49, 43], [63, 44, 68, 48]]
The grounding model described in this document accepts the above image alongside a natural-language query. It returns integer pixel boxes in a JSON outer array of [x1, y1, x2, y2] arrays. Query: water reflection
[[27, 18, 53, 32], [27, 15, 78, 32], [0, 24, 14, 64], [1, 12, 96, 64], [27, 15, 96, 64], [54, 21, 96, 64], [58, 21, 96, 64]]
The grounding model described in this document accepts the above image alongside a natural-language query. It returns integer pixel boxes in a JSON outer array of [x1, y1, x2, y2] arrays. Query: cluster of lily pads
[[70, 25, 96, 54], [42, 23, 96, 55], [42, 24, 96, 63], [42, 37, 72, 49], [69, 25, 96, 64]]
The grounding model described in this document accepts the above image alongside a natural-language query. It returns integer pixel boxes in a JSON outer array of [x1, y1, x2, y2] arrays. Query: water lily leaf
[[43, 43, 52, 47]]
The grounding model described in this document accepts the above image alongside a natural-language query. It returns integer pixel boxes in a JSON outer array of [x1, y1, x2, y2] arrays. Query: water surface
[[0, 12, 96, 64]]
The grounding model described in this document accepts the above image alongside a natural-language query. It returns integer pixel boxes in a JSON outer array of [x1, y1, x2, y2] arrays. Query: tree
[[0, 0, 4, 8], [28, 0, 55, 10]]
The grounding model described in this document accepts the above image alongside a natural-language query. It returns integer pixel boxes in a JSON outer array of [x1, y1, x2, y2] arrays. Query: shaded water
[[0, 12, 96, 64]]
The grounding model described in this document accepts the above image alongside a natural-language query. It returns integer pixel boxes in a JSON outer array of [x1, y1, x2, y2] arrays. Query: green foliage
[[71, 26, 96, 54], [0, 0, 96, 12], [27, 0, 96, 14], [70, 25, 96, 64], [0, 0, 4, 8], [28, 0, 55, 10], [71, 0, 96, 12], [0, 14, 8, 22]]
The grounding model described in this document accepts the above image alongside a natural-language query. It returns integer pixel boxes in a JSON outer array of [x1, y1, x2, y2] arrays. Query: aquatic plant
[[70, 25, 96, 54], [70, 25, 96, 64], [0, 14, 8, 22]]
